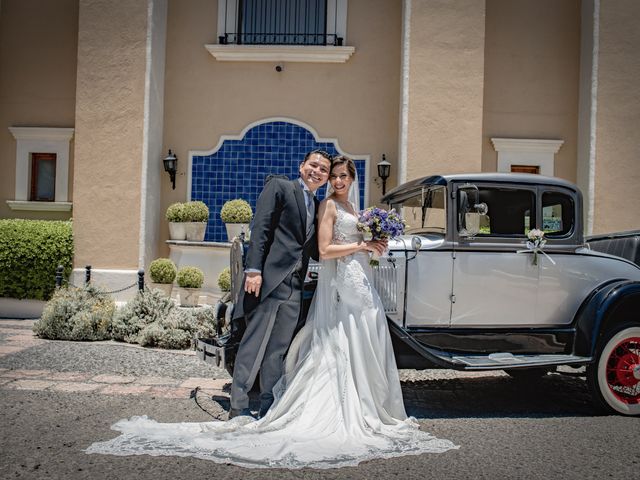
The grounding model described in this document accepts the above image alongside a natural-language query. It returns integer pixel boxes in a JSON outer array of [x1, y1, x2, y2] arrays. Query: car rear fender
[[573, 279, 640, 356]]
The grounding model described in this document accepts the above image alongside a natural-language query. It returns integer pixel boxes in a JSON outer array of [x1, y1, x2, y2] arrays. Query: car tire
[[587, 323, 640, 416], [505, 368, 552, 381]]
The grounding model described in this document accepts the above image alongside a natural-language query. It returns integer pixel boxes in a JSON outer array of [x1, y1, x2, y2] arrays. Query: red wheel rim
[[605, 336, 640, 405]]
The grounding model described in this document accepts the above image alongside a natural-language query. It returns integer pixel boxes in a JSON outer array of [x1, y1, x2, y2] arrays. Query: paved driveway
[[1, 319, 637, 479]]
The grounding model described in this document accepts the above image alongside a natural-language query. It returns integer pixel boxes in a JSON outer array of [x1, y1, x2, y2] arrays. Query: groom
[[229, 150, 332, 419]]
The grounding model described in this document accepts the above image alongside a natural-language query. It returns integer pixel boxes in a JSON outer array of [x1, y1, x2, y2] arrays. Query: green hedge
[[0, 219, 73, 300]]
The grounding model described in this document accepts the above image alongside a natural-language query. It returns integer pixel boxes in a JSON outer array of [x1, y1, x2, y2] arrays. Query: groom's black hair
[[303, 149, 333, 164]]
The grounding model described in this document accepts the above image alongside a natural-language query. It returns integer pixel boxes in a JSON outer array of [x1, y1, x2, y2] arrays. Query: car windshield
[[394, 186, 446, 234]]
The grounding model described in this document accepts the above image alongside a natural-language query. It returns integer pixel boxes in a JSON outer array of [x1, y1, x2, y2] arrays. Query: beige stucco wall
[[158, 0, 402, 256], [405, 0, 486, 179], [592, 0, 640, 233], [481, 0, 581, 182], [73, 0, 149, 268], [0, 0, 78, 220]]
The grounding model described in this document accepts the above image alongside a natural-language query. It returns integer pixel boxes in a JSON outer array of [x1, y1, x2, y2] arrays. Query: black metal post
[[55, 265, 64, 288], [138, 269, 145, 292], [85, 265, 92, 285]]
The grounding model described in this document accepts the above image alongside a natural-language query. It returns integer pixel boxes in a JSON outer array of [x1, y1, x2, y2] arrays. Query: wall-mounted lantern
[[163, 149, 177, 190], [376, 154, 391, 195]]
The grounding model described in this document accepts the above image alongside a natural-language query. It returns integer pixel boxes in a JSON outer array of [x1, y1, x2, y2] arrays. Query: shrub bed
[[111, 288, 216, 349], [0, 219, 73, 300], [33, 286, 114, 341]]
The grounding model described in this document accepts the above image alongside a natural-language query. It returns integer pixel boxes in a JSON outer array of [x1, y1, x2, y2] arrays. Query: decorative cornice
[[204, 44, 355, 63], [6, 201, 73, 212], [491, 138, 564, 154], [9, 127, 74, 142]]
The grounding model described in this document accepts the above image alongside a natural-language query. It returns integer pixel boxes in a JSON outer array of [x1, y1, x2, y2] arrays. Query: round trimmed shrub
[[217, 267, 231, 292], [166, 202, 186, 222], [183, 201, 209, 222], [220, 199, 252, 223], [149, 258, 177, 284], [176, 266, 204, 289]]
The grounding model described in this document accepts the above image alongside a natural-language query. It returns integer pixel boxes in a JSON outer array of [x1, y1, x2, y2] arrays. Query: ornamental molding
[[204, 44, 355, 63], [9, 127, 74, 142], [491, 138, 564, 154]]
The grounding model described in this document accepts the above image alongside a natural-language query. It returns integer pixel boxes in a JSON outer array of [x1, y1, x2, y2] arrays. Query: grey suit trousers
[[230, 271, 304, 411]]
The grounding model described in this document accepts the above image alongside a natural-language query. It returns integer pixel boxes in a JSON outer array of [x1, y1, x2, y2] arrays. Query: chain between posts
[[55, 265, 145, 295]]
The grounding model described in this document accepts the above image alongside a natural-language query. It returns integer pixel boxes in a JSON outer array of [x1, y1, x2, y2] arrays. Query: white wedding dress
[[86, 202, 458, 469]]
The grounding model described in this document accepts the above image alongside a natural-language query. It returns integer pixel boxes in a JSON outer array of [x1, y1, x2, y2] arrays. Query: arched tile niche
[[189, 118, 368, 242]]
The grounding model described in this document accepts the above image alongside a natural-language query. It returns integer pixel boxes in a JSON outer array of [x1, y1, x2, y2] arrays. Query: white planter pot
[[148, 282, 173, 297], [169, 222, 187, 240], [185, 222, 207, 241], [225, 223, 250, 242], [179, 287, 201, 307]]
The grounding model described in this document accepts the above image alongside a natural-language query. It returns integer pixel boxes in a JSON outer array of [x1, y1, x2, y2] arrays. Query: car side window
[[542, 191, 574, 237], [399, 186, 446, 234], [467, 187, 535, 237]]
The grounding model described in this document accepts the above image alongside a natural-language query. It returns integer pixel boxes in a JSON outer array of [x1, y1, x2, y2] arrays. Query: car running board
[[449, 352, 592, 370]]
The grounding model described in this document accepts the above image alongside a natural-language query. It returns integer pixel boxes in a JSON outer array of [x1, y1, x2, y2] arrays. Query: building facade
[[1, 0, 639, 296]]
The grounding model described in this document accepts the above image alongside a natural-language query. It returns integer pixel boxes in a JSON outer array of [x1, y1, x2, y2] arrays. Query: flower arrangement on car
[[357, 207, 406, 266]]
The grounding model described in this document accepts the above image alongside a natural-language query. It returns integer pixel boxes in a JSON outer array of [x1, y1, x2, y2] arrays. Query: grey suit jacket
[[233, 177, 319, 319]]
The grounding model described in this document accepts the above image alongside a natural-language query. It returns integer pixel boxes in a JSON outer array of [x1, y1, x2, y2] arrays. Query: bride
[[86, 156, 458, 469]]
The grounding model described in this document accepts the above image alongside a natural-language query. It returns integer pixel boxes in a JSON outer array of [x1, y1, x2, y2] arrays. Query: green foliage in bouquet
[[176, 266, 204, 289], [33, 286, 114, 341], [217, 267, 231, 292], [149, 258, 177, 284], [220, 199, 252, 223], [182, 201, 209, 222]]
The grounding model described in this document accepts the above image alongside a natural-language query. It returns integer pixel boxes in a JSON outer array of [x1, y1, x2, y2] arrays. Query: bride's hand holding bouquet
[[357, 207, 406, 266]]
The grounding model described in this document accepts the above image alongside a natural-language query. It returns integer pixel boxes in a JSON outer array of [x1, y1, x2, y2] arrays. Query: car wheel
[[505, 368, 552, 381], [587, 323, 640, 416]]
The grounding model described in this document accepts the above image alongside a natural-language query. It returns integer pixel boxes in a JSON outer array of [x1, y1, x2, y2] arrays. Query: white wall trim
[[491, 138, 564, 177], [398, 0, 411, 185], [586, 0, 600, 236], [204, 44, 355, 63], [8, 127, 74, 203], [71, 268, 141, 302], [6, 200, 72, 212], [189, 116, 371, 207]]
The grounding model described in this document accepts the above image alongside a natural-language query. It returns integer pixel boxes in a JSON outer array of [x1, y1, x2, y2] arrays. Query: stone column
[[400, 0, 486, 182], [73, 0, 167, 297]]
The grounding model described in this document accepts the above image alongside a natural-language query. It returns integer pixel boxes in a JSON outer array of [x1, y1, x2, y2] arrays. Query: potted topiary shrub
[[217, 267, 231, 293], [148, 258, 177, 297], [220, 199, 252, 241], [176, 265, 204, 307], [166, 202, 187, 240], [183, 201, 209, 242]]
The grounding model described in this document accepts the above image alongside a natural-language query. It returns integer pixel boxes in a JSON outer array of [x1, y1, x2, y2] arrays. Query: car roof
[[381, 173, 579, 203]]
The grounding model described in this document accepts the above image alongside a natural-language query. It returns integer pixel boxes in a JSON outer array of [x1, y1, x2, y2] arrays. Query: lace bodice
[[332, 200, 363, 244]]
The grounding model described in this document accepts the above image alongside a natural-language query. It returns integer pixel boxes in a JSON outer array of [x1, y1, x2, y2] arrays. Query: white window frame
[[207, 0, 354, 63], [7, 127, 74, 212], [491, 138, 564, 177]]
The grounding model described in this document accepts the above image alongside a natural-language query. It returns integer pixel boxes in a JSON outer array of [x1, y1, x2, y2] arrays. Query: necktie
[[305, 190, 314, 234]]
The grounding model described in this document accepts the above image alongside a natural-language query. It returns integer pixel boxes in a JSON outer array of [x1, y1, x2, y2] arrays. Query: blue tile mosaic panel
[[191, 121, 366, 242]]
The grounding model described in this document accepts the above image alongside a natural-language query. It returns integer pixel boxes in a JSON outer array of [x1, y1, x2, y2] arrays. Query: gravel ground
[[0, 340, 226, 379], [2, 319, 639, 479]]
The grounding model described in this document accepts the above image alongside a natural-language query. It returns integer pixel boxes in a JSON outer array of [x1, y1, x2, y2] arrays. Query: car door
[[450, 183, 539, 327]]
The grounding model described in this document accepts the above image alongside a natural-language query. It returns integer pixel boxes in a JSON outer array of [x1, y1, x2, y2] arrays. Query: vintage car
[[197, 173, 640, 416]]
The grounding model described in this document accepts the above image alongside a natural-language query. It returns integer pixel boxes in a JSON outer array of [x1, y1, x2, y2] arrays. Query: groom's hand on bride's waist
[[244, 272, 262, 297]]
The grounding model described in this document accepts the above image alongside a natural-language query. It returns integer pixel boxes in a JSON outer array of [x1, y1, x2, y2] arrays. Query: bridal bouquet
[[357, 207, 406, 266]]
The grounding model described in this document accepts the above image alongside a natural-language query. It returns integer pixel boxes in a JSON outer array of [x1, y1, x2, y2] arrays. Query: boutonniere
[[518, 229, 556, 266]]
